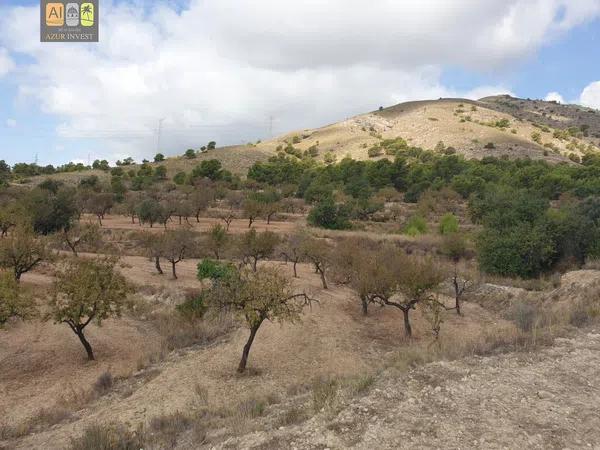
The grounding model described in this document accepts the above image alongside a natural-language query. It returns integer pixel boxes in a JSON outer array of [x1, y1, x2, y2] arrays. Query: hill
[[21, 95, 600, 187]]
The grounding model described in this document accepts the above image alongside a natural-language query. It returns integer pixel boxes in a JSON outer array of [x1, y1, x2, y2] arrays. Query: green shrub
[[173, 172, 187, 185], [177, 291, 208, 321], [404, 215, 428, 236], [439, 213, 459, 235], [367, 146, 382, 158], [197, 259, 236, 281], [307, 198, 352, 230]]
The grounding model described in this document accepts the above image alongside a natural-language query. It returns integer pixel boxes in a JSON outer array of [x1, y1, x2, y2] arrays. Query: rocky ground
[[222, 328, 600, 449]]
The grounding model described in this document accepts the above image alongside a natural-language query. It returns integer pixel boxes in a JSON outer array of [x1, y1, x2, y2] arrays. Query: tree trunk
[[319, 269, 328, 289], [453, 274, 462, 316], [292, 261, 298, 278], [252, 257, 258, 272], [238, 323, 261, 373], [196, 212, 200, 223], [131, 215, 135, 224], [171, 261, 177, 279], [248, 217, 254, 228], [402, 308, 412, 337], [14, 269, 22, 282], [155, 256, 163, 274], [97, 215, 102, 226], [267, 215, 271, 225], [361, 295, 368, 316], [76, 329, 95, 361]]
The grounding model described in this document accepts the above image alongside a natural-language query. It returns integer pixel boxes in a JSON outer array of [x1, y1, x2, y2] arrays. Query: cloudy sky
[[1, 0, 600, 166]]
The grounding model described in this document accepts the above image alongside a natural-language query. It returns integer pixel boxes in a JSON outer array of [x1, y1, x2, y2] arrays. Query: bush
[[404, 215, 428, 236], [312, 378, 338, 412], [176, 291, 208, 321], [70, 423, 143, 450], [307, 198, 352, 230], [367, 146, 382, 158], [484, 142, 496, 149], [173, 172, 186, 185], [184, 149, 197, 159], [197, 259, 236, 281], [439, 213, 459, 235], [508, 301, 538, 332]]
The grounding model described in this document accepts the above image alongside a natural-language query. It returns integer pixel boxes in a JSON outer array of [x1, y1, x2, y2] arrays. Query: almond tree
[[139, 231, 165, 275], [441, 233, 472, 316], [49, 257, 131, 361], [61, 222, 101, 256], [243, 198, 263, 228], [190, 189, 213, 223], [333, 238, 389, 315], [206, 224, 228, 260], [373, 256, 444, 337], [301, 237, 332, 289], [0, 225, 51, 282], [0, 270, 35, 327], [279, 232, 308, 278], [207, 267, 314, 372], [161, 228, 196, 279], [239, 228, 279, 271]]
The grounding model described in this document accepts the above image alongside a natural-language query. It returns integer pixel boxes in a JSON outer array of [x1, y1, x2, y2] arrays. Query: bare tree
[[139, 231, 165, 275], [243, 198, 263, 228], [86, 192, 114, 226], [190, 189, 213, 223], [238, 228, 279, 271], [61, 222, 101, 256], [441, 233, 472, 316], [332, 237, 385, 315], [301, 237, 332, 289], [373, 256, 444, 338], [207, 267, 314, 372], [279, 232, 308, 278], [161, 228, 196, 279]]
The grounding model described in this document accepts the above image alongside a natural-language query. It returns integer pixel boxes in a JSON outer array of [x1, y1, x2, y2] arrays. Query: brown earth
[[223, 327, 600, 450]]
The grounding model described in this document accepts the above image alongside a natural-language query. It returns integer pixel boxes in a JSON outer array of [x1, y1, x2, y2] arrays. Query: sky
[[0, 0, 600, 166]]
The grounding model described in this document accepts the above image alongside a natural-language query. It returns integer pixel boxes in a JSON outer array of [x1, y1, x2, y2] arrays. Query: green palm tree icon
[[82, 4, 92, 19], [80, 3, 94, 26]]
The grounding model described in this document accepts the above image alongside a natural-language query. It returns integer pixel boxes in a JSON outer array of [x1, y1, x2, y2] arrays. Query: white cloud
[[0, 48, 14, 77], [5, 118, 17, 128], [1, 1, 599, 159], [545, 91, 565, 103], [580, 81, 600, 110]]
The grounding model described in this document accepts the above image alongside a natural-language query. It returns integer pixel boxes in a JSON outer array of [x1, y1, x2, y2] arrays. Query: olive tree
[[207, 267, 314, 372], [49, 257, 131, 360], [0, 225, 51, 282]]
